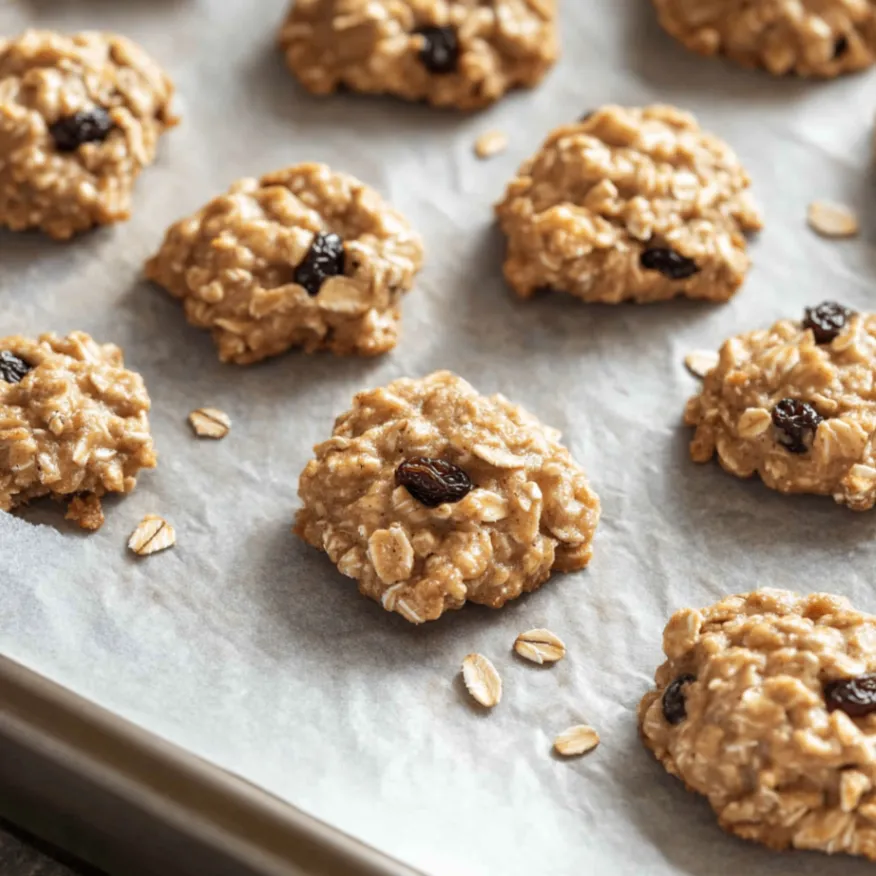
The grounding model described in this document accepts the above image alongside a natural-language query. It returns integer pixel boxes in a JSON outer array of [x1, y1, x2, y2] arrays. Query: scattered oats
[[188, 407, 231, 439], [554, 724, 600, 757], [65, 494, 105, 531], [461, 653, 502, 708], [128, 514, 176, 556], [807, 201, 859, 239], [684, 350, 719, 379], [474, 130, 508, 160], [514, 628, 567, 664]]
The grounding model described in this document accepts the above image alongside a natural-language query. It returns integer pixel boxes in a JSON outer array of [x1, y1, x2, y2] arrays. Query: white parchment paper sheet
[[3, 1, 876, 874]]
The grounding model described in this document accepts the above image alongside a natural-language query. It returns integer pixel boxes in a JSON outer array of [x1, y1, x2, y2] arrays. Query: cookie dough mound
[[0, 332, 156, 528], [147, 164, 424, 364], [640, 589, 876, 860], [653, 0, 876, 78], [0, 30, 177, 240], [495, 105, 764, 304], [686, 303, 876, 510], [295, 371, 600, 623], [278, 0, 558, 111]]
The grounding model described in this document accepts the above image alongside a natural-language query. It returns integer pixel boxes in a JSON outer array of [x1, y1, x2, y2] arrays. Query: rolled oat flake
[[807, 200, 859, 238]]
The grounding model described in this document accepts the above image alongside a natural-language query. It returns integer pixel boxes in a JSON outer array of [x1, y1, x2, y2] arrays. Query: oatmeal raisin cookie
[[686, 302, 876, 510], [0, 332, 156, 529], [295, 371, 600, 623], [278, 0, 558, 110], [0, 30, 177, 239], [640, 589, 876, 860], [145, 163, 424, 364], [495, 105, 763, 304], [653, 0, 876, 78]]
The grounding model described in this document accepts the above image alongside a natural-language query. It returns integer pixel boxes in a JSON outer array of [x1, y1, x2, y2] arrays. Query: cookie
[[653, 0, 876, 78], [686, 302, 876, 510], [495, 105, 763, 304], [639, 589, 876, 861], [0, 30, 177, 240], [0, 332, 156, 529], [145, 163, 424, 365], [278, 0, 558, 111], [295, 371, 600, 623]]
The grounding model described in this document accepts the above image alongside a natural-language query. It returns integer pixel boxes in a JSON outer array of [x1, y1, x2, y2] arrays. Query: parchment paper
[[4, 1, 876, 874]]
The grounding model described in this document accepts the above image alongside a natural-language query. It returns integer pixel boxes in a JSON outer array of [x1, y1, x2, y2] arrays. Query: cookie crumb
[[128, 514, 176, 556], [462, 653, 502, 708], [807, 201, 859, 238], [65, 494, 105, 531], [684, 350, 719, 379], [474, 130, 508, 160], [189, 407, 231, 439], [514, 628, 566, 664], [554, 724, 600, 757]]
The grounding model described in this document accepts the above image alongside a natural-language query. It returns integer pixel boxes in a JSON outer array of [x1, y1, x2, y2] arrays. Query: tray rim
[[0, 654, 425, 876]]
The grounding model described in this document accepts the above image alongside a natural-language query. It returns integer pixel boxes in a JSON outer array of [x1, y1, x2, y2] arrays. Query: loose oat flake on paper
[[554, 725, 600, 757], [188, 407, 231, 439], [128, 514, 176, 556], [514, 629, 567, 664], [807, 201, 859, 238], [462, 653, 502, 708], [474, 130, 508, 159]]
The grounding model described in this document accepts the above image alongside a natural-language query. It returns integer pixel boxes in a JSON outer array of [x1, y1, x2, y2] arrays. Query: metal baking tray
[[0, 656, 422, 876]]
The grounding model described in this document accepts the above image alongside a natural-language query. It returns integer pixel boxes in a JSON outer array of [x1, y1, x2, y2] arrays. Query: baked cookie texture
[[146, 163, 424, 364], [686, 303, 876, 510], [0, 332, 156, 529], [640, 589, 876, 861], [295, 371, 600, 624], [653, 0, 876, 78], [495, 105, 763, 304], [0, 30, 177, 240], [278, 0, 558, 110]]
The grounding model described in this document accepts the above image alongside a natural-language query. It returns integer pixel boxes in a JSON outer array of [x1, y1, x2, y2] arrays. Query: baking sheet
[[3, 1, 876, 874]]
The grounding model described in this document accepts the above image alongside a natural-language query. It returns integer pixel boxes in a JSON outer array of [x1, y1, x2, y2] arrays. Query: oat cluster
[[495, 105, 763, 304], [295, 371, 601, 624], [0, 332, 156, 527], [0, 30, 176, 239], [653, 0, 876, 78], [686, 309, 876, 510], [278, 0, 558, 110], [146, 163, 425, 364], [639, 589, 876, 860]]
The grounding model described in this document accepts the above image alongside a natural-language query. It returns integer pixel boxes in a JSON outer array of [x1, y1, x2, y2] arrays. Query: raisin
[[824, 674, 876, 717], [395, 457, 473, 507], [803, 301, 854, 344], [771, 398, 823, 454], [294, 232, 345, 296], [49, 107, 114, 152], [0, 351, 32, 384], [662, 674, 695, 725], [834, 35, 850, 58], [414, 26, 460, 74], [640, 247, 700, 280]]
